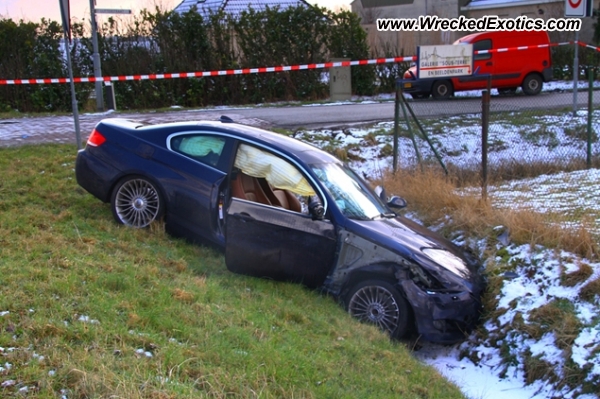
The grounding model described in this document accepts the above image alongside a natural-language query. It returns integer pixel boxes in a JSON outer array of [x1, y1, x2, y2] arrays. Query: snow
[[403, 241, 600, 399], [386, 225, 600, 399], [406, 195, 598, 398]]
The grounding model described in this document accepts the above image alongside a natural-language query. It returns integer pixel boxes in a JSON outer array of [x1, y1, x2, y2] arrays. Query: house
[[352, 0, 598, 54], [462, 0, 598, 42], [174, 0, 311, 19], [351, 0, 469, 53]]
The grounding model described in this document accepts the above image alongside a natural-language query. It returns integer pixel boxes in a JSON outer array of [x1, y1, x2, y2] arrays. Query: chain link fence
[[390, 60, 599, 236]]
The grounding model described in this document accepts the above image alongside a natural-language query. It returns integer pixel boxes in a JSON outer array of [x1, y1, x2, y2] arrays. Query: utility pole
[[564, 0, 594, 116], [572, 30, 579, 116], [89, 0, 104, 112], [59, 0, 82, 149]]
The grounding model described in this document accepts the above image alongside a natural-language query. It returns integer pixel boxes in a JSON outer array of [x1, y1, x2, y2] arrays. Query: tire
[[521, 74, 543, 96], [345, 280, 411, 339], [110, 176, 164, 228], [431, 80, 452, 100], [498, 87, 517, 96]]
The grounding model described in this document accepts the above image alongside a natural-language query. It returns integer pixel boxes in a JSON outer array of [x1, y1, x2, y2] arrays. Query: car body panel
[[225, 198, 337, 288], [324, 218, 482, 343], [75, 117, 484, 343]]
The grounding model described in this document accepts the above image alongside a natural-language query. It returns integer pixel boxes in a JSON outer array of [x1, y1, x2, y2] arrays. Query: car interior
[[229, 143, 317, 213], [230, 169, 302, 212]]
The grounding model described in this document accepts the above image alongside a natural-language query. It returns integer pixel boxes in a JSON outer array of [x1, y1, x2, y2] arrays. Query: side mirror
[[387, 196, 407, 209], [308, 195, 325, 221]]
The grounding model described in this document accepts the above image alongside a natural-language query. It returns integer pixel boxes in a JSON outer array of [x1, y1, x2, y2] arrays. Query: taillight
[[87, 129, 106, 147]]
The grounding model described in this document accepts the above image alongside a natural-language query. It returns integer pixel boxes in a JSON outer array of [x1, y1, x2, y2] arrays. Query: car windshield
[[311, 163, 390, 220]]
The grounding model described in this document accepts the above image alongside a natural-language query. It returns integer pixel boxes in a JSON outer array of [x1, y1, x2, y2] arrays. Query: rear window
[[171, 134, 226, 167]]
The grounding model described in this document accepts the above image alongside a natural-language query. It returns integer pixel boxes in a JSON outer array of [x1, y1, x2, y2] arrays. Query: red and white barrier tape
[[0, 56, 416, 85], [475, 41, 570, 55], [1, 41, 597, 85], [578, 41, 600, 52]]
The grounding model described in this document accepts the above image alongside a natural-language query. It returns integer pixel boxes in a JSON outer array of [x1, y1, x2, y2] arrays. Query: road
[[237, 90, 599, 128], [0, 90, 597, 147]]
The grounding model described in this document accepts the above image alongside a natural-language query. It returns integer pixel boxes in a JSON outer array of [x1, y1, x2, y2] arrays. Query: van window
[[473, 39, 492, 61]]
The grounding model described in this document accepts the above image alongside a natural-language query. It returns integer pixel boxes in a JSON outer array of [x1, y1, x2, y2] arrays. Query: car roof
[[99, 117, 340, 165]]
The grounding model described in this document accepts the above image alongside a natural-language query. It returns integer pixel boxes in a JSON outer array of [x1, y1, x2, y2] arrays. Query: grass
[[380, 167, 599, 259], [0, 144, 465, 398]]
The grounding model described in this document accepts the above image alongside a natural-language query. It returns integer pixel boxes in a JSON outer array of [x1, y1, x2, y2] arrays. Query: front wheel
[[345, 280, 411, 339], [111, 176, 164, 228], [431, 80, 452, 100], [522, 74, 543, 96]]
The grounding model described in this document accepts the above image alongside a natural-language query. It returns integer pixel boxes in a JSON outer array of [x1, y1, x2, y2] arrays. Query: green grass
[[0, 144, 465, 398]]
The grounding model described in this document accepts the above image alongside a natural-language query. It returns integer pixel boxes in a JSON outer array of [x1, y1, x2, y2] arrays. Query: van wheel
[[345, 280, 411, 339], [432, 81, 452, 99], [522, 74, 543, 95]]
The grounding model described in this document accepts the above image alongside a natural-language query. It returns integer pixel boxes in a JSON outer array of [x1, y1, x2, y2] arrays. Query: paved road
[[1, 90, 597, 147], [241, 90, 599, 128]]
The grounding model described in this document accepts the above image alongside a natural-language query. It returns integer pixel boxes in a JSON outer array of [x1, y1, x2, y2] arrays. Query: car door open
[[224, 144, 337, 288]]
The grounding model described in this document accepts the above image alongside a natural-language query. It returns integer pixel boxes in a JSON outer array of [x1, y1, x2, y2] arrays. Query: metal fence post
[[588, 68, 594, 169], [393, 85, 400, 174], [481, 87, 490, 201], [572, 32, 580, 116]]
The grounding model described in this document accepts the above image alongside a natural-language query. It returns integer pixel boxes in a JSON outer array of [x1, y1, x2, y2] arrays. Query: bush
[[0, 18, 73, 112], [0, 5, 377, 112]]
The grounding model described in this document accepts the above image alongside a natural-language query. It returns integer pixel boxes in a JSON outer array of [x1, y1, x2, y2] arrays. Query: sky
[[0, 0, 351, 23]]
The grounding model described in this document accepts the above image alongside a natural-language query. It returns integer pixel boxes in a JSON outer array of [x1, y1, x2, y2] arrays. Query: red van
[[402, 30, 553, 99]]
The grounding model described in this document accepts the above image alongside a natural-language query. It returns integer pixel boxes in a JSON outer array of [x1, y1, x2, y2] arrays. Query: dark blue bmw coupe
[[76, 116, 484, 343]]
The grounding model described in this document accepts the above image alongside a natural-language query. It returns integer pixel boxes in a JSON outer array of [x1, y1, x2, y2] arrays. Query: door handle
[[486, 62, 493, 66], [236, 212, 255, 222]]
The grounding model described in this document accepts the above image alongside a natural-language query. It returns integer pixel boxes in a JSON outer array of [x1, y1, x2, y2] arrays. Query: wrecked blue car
[[76, 117, 484, 343]]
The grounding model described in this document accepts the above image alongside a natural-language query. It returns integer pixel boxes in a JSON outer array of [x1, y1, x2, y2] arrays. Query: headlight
[[421, 248, 470, 278]]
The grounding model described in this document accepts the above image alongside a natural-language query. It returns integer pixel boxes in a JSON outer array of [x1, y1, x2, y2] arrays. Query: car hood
[[346, 214, 481, 279]]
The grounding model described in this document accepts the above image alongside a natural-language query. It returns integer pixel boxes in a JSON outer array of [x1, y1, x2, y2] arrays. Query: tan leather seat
[[273, 189, 302, 212], [257, 178, 302, 212], [232, 171, 301, 212], [231, 172, 272, 206]]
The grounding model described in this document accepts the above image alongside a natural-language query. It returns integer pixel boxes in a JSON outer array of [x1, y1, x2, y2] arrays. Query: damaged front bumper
[[400, 279, 481, 344]]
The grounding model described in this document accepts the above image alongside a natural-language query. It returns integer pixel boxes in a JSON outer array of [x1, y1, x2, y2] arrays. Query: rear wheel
[[111, 176, 164, 228], [346, 280, 411, 339], [431, 80, 452, 99], [522, 74, 543, 96]]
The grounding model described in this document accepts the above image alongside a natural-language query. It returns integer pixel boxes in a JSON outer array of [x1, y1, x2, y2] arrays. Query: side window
[[473, 39, 492, 61], [230, 143, 316, 214], [170, 134, 226, 168]]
